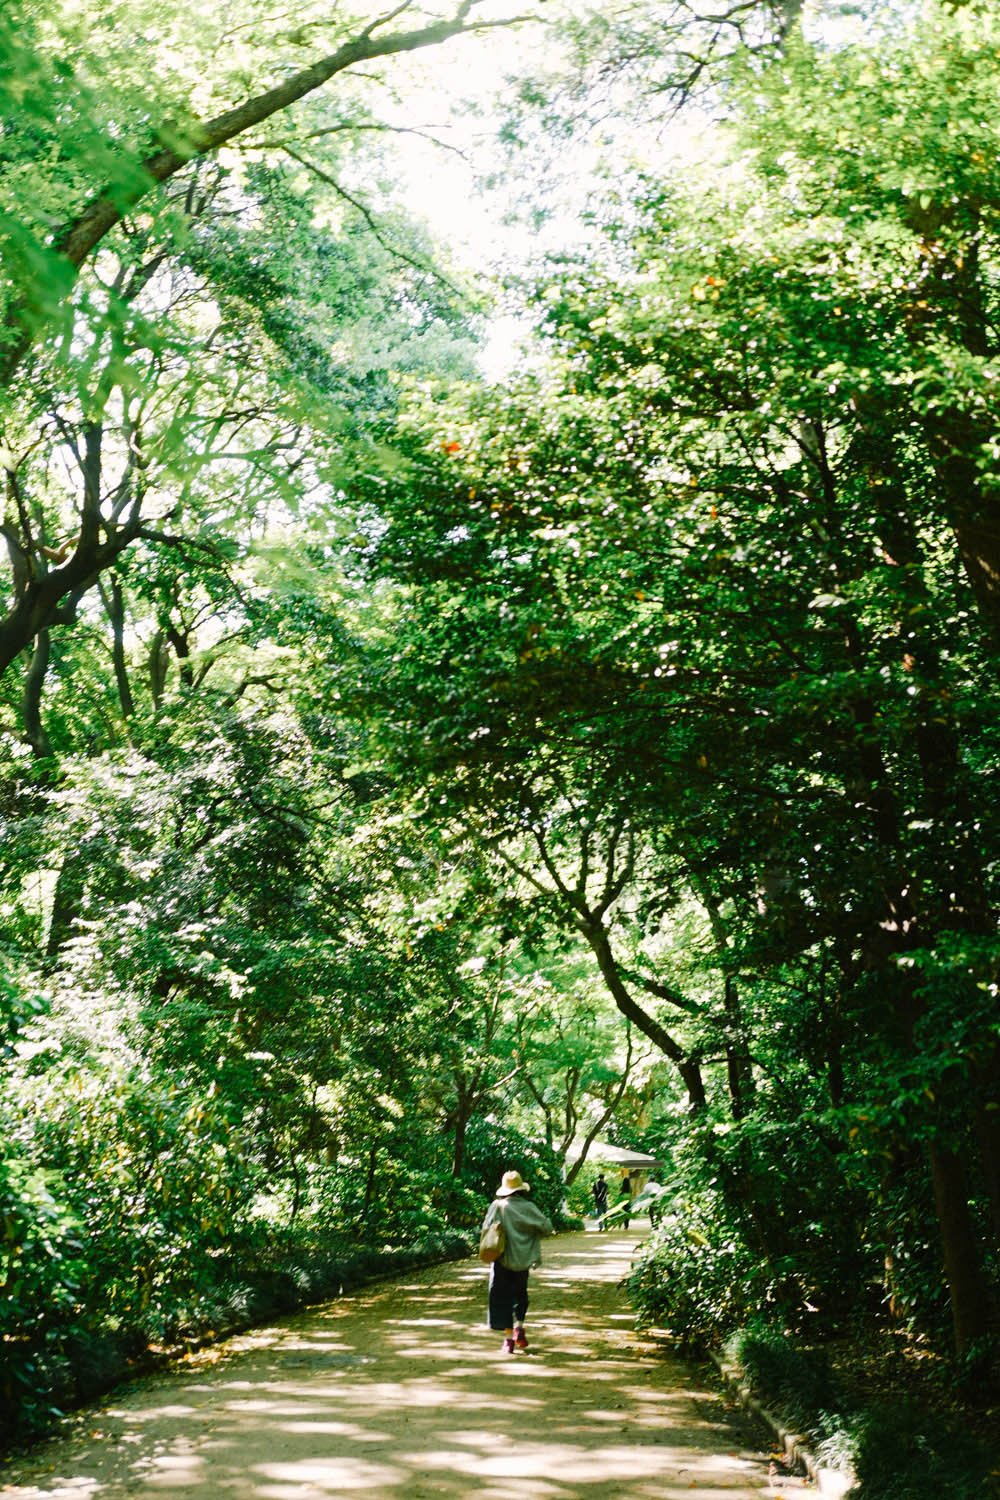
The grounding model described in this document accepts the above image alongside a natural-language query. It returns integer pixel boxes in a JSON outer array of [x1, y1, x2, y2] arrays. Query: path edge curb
[[706, 1349, 856, 1497]]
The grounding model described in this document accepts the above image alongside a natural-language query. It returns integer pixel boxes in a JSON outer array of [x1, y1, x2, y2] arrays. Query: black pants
[[488, 1262, 530, 1331]]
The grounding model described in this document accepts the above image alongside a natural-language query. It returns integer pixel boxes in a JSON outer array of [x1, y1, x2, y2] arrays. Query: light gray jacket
[[482, 1192, 554, 1270]]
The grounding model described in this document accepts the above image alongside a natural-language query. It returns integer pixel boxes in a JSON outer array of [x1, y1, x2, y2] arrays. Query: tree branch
[[619, 965, 701, 1015], [282, 147, 467, 299], [563, 1029, 642, 1186], [2, 4, 528, 387], [256, 120, 470, 162]]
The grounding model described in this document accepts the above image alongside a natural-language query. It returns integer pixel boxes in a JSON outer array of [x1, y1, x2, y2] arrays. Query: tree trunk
[[148, 630, 169, 708], [360, 1141, 378, 1226], [166, 621, 194, 689], [288, 1150, 303, 1225], [21, 628, 52, 758], [722, 975, 754, 1121], [0, 511, 141, 683], [691, 880, 754, 1121], [585, 924, 706, 1109], [452, 1105, 470, 1179], [101, 578, 135, 719], [46, 850, 85, 958], [973, 1045, 1000, 1253], [928, 1143, 992, 1356]]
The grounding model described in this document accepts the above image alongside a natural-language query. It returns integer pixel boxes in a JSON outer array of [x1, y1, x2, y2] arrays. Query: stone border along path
[[1, 1228, 810, 1500]]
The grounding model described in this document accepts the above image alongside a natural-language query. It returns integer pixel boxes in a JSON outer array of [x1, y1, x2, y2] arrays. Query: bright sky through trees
[[376, 0, 874, 377]]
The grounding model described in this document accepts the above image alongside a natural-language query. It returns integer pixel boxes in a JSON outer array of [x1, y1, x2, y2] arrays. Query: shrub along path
[[1, 1229, 800, 1499]]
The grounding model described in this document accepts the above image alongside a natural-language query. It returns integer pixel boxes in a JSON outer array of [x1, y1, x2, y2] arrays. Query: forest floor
[[0, 1228, 805, 1500]]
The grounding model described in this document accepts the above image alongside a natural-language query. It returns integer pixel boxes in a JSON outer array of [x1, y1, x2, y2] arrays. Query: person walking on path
[[618, 1172, 633, 1230], [481, 1169, 553, 1354], [592, 1172, 609, 1229]]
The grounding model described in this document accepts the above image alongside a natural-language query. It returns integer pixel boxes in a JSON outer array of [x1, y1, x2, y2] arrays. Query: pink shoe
[[514, 1328, 528, 1350], [501, 1337, 515, 1354]]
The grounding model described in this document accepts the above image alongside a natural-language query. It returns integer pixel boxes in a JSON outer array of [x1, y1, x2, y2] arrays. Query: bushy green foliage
[[0, 1028, 485, 1440], [460, 1117, 565, 1222], [626, 1199, 768, 1345], [725, 1328, 842, 1444], [0, 1148, 86, 1432], [300, 1155, 486, 1244], [1, 1037, 250, 1438], [835, 1404, 996, 1500], [22, 1061, 244, 1329], [723, 1329, 996, 1499]]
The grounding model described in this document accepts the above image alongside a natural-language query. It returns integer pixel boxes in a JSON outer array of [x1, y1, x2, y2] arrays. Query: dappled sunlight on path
[[2, 1232, 800, 1499]]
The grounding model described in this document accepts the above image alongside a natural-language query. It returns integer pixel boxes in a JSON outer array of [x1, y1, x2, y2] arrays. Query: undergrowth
[[722, 1328, 997, 1500]]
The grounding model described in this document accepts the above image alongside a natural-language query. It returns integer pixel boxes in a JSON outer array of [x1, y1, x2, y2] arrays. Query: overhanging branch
[[1, 2, 530, 387]]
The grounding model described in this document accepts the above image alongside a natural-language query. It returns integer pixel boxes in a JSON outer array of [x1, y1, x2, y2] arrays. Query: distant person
[[592, 1172, 609, 1229], [480, 1169, 553, 1354], [618, 1173, 633, 1229]]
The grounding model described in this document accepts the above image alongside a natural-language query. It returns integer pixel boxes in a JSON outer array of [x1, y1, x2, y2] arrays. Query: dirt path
[[1, 1230, 805, 1500]]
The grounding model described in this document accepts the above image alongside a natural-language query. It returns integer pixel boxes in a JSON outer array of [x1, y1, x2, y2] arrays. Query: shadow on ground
[[1, 1232, 793, 1499]]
